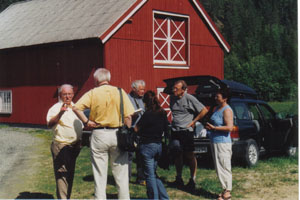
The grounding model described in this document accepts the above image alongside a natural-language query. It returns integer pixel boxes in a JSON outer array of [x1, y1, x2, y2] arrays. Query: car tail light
[[230, 126, 240, 141]]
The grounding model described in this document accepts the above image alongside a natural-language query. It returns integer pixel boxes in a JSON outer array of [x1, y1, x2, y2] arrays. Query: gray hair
[[131, 80, 145, 89], [93, 68, 111, 83], [58, 84, 74, 95]]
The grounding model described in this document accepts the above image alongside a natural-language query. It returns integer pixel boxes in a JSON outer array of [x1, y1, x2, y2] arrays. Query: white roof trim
[[192, 0, 230, 53], [101, 0, 147, 43]]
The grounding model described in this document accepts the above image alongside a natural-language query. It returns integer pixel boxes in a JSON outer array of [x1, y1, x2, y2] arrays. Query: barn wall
[[105, 0, 225, 92], [0, 39, 102, 124]]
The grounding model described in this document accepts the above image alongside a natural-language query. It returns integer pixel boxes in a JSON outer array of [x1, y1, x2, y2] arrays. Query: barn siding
[[0, 0, 227, 125], [105, 0, 224, 92], [0, 39, 102, 124]]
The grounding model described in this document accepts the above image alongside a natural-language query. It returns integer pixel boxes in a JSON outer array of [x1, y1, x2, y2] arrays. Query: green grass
[[7, 129, 297, 199], [269, 101, 298, 116]]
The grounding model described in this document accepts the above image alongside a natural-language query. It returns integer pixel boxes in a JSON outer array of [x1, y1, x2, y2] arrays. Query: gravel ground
[[0, 128, 43, 198]]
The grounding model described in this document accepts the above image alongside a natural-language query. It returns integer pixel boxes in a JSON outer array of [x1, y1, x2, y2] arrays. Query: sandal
[[222, 190, 231, 200], [217, 190, 231, 200]]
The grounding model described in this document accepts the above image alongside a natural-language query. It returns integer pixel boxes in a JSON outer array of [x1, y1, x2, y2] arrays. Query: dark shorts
[[169, 130, 195, 152]]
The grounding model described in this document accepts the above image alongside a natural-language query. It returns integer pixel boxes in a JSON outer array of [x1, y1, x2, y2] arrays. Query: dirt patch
[[0, 129, 46, 199]]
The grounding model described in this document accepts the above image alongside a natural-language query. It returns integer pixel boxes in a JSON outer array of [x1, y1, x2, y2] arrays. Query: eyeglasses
[[172, 87, 181, 91], [61, 93, 74, 97]]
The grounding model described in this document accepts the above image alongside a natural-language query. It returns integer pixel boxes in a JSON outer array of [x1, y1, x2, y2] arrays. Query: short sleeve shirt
[[46, 102, 83, 144], [170, 93, 205, 131], [74, 85, 135, 127]]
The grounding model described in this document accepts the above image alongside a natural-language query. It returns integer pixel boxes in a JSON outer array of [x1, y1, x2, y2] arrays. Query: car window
[[231, 102, 250, 120], [248, 104, 260, 120], [258, 104, 275, 120]]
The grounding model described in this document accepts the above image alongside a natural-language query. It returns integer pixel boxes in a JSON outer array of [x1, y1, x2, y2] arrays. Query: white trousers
[[91, 129, 129, 199], [211, 142, 232, 191]]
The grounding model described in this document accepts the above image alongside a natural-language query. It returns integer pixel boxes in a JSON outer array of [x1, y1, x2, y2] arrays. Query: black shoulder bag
[[116, 88, 136, 152]]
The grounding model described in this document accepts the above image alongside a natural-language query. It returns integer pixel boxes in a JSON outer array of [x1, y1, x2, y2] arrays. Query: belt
[[94, 127, 119, 130]]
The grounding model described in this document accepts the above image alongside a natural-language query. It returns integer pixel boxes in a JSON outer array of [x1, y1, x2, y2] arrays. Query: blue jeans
[[140, 143, 169, 200]]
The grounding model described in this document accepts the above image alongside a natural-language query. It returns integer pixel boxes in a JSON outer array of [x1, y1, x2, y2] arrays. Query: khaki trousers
[[211, 143, 232, 191], [91, 129, 129, 200], [51, 141, 81, 199]]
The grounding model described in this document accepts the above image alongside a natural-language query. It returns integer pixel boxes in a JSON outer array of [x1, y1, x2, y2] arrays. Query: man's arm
[[187, 107, 208, 128], [124, 115, 132, 128], [72, 106, 97, 128], [48, 104, 68, 128]]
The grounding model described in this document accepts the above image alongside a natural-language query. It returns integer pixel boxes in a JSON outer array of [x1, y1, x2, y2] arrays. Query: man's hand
[[60, 103, 68, 113], [86, 120, 97, 128], [187, 121, 196, 128]]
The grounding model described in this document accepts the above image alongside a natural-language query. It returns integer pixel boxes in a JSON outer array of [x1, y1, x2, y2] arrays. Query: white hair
[[58, 84, 73, 102], [58, 84, 74, 95], [131, 80, 145, 89], [93, 68, 111, 83]]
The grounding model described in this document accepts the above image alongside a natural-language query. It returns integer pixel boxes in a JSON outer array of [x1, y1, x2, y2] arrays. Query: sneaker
[[185, 178, 196, 192], [170, 176, 184, 188]]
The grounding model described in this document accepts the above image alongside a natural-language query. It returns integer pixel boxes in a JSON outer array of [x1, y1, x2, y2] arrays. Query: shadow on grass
[[83, 174, 94, 182], [16, 192, 54, 199], [159, 176, 216, 198]]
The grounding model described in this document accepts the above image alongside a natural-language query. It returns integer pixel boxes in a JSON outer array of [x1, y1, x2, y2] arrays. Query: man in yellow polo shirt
[[46, 84, 83, 199], [73, 68, 134, 199]]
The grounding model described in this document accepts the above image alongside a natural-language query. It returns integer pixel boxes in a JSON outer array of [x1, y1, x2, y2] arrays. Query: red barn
[[0, 0, 230, 125]]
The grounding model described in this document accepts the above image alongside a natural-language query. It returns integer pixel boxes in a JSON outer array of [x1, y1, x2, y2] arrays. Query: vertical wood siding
[[105, 0, 225, 92], [0, 39, 102, 124]]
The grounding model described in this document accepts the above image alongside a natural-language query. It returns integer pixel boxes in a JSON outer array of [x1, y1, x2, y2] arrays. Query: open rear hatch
[[163, 75, 257, 106]]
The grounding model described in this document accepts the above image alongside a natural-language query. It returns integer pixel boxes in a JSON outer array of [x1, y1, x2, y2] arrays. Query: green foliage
[[203, 0, 297, 101]]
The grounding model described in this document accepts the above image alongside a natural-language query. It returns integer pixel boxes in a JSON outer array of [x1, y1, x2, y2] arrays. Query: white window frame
[[0, 90, 12, 114], [157, 87, 172, 119], [153, 11, 190, 69]]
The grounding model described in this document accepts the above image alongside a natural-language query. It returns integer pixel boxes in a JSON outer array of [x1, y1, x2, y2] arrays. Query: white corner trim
[[154, 65, 190, 69], [102, 0, 147, 43], [192, 0, 230, 53]]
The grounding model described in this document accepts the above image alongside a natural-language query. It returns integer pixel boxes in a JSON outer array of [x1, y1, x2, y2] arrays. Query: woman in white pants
[[206, 88, 233, 200]]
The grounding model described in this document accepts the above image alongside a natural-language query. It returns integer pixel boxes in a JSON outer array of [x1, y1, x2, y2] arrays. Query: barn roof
[[0, 0, 230, 52]]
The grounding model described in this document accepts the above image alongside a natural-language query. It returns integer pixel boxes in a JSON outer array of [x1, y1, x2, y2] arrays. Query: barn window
[[153, 11, 189, 69], [0, 90, 12, 114]]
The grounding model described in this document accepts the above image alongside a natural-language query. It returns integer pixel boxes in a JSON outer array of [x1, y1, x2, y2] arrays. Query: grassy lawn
[[269, 101, 298, 116], [0, 101, 298, 199], [0, 125, 297, 199]]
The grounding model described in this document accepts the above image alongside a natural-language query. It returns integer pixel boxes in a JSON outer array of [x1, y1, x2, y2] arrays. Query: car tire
[[285, 146, 297, 157], [244, 139, 259, 167]]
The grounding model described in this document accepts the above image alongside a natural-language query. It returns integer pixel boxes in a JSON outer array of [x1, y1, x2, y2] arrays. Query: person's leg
[[154, 143, 169, 200], [184, 151, 197, 179], [90, 130, 109, 199], [51, 141, 68, 199], [140, 143, 159, 199], [169, 133, 184, 186], [128, 151, 133, 180], [135, 149, 146, 183], [66, 144, 81, 198], [215, 143, 232, 191], [182, 131, 197, 191], [109, 130, 130, 200]]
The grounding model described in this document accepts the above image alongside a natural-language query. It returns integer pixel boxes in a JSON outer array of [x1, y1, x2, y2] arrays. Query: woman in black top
[[135, 90, 169, 200]]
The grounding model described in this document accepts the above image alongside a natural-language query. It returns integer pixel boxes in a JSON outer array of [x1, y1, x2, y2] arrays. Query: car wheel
[[285, 146, 297, 157], [244, 139, 259, 167]]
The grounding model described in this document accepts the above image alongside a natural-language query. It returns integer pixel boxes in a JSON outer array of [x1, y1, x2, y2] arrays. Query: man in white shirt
[[46, 84, 83, 199]]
